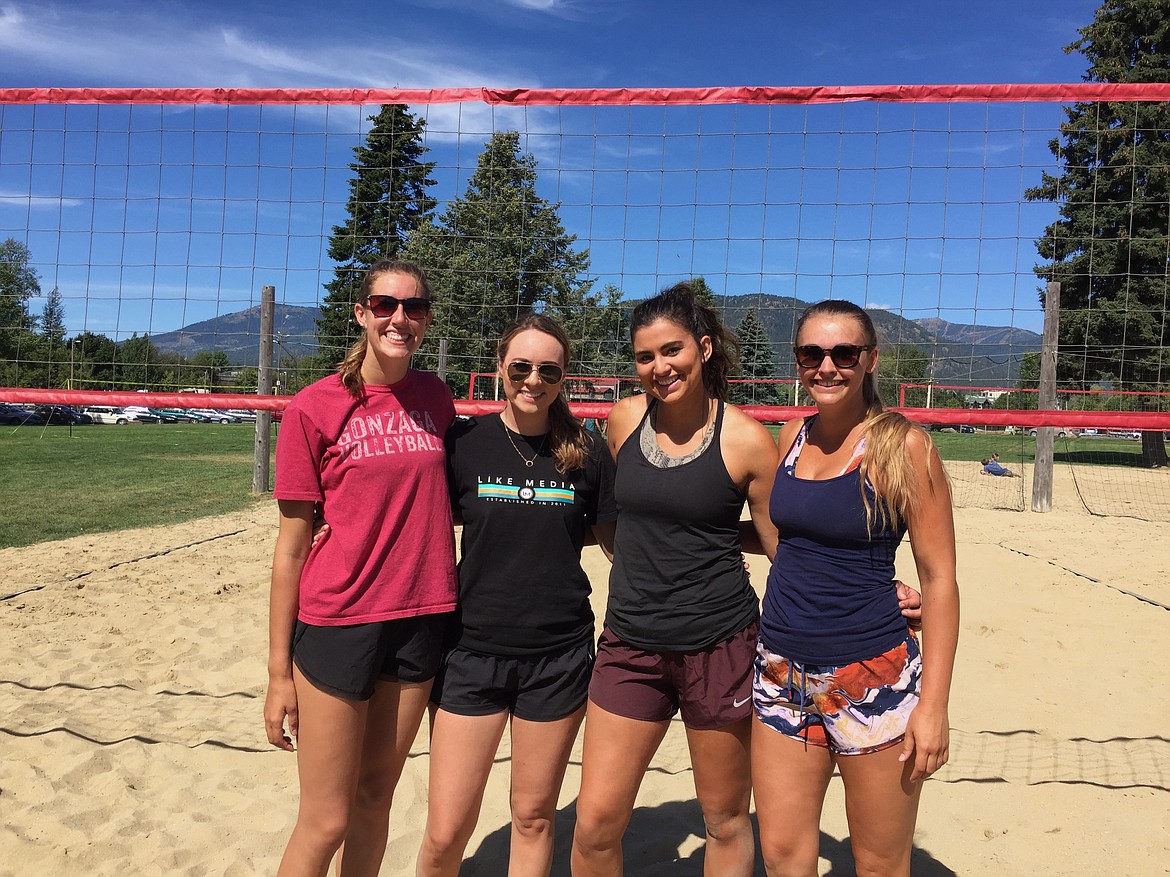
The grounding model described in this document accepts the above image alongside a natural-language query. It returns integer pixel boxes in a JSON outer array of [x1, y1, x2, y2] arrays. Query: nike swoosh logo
[[732, 696, 751, 708]]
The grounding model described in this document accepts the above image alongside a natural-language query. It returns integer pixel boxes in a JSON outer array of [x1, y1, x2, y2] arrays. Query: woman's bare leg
[[570, 702, 669, 877], [415, 708, 510, 876], [335, 678, 433, 877], [685, 716, 755, 876], [507, 705, 586, 876]]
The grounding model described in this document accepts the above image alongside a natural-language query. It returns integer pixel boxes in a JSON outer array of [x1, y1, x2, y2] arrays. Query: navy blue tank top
[[759, 417, 908, 665], [606, 400, 759, 651]]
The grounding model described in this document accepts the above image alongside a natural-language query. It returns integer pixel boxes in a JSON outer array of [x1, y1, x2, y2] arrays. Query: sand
[[2, 466, 1168, 876]]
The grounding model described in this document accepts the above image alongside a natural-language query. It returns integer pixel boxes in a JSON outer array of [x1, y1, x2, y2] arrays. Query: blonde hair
[[338, 260, 432, 398], [497, 313, 590, 474], [797, 299, 945, 533]]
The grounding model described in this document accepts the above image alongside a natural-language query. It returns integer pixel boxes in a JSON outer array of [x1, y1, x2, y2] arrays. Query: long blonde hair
[[338, 260, 432, 398], [497, 313, 591, 474], [797, 299, 942, 533]]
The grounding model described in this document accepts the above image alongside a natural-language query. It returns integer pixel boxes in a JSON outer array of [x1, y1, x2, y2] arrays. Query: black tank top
[[605, 400, 759, 651]]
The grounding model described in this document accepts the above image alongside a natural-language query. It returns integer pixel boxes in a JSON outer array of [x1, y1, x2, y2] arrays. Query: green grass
[[1, 422, 1154, 550], [0, 423, 274, 549], [765, 424, 1151, 466]]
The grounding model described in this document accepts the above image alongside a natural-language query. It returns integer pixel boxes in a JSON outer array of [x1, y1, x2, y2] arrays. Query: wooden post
[[253, 285, 276, 494], [437, 338, 448, 384], [1031, 281, 1060, 512]]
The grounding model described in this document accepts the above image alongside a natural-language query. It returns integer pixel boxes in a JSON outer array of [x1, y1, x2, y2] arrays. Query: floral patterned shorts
[[752, 633, 921, 755]]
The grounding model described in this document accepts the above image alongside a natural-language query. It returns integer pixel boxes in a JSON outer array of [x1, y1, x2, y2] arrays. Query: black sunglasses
[[363, 294, 432, 320], [506, 361, 565, 384], [793, 344, 873, 369]]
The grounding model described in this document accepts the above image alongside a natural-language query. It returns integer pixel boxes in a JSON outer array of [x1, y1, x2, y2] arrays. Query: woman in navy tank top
[[571, 283, 781, 876], [752, 300, 959, 876]]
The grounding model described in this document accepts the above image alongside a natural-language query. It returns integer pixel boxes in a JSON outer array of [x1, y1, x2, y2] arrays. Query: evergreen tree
[[561, 283, 630, 379], [316, 105, 436, 365], [687, 276, 719, 308], [403, 131, 593, 395], [1025, 0, 1169, 465], [732, 309, 783, 406], [0, 238, 41, 360], [71, 331, 118, 388], [117, 334, 161, 388], [40, 287, 66, 347]]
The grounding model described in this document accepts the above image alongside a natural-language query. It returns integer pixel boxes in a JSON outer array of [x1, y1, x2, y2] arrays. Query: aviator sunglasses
[[363, 294, 432, 320], [793, 343, 873, 369], [506, 361, 565, 384]]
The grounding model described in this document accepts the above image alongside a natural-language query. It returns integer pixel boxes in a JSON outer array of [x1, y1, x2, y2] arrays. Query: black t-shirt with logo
[[445, 415, 617, 657]]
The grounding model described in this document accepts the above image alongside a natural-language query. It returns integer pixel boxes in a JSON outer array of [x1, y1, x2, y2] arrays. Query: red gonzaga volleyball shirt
[[275, 371, 457, 625]]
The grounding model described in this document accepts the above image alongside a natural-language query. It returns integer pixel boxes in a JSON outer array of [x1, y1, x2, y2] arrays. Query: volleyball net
[[0, 84, 1167, 518]]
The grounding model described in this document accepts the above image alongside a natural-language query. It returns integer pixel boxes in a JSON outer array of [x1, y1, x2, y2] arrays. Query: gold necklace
[[503, 419, 547, 468]]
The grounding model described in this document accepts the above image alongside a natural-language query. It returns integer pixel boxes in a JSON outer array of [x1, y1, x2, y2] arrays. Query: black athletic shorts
[[292, 613, 449, 701], [431, 640, 593, 722]]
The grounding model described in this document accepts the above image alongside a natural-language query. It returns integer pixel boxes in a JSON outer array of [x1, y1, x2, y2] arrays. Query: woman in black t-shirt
[[416, 314, 617, 877]]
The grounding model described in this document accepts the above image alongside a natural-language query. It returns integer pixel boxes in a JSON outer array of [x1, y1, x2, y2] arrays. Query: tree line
[[0, 248, 251, 392]]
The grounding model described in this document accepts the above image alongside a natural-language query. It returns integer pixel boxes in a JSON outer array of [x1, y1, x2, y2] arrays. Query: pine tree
[[404, 131, 593, 395], [733, 309, 782, 405], [688, 276, 719, 308], [117, 334, 161, 389], [316, 105, 436, 365], [0, 238, 41, 353], [1025, 0, 1169, 465], [40, 287, 66, 347]]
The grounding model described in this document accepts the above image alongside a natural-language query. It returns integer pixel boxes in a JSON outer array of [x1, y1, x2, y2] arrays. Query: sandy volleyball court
[[2, 473, 1167, 876]]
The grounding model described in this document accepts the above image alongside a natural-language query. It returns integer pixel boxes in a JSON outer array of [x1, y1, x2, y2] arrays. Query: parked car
[[225, 409, 258, 423], [188, 408, 241, 424], [1027, 427, 1076, 438], [121, 405, 162, 424], [959, 424, 975, 434], [0, 403, 47, 425], [35, 405, 93, 425], [82, 406, 132, 425], [155, 411, 201, 423]]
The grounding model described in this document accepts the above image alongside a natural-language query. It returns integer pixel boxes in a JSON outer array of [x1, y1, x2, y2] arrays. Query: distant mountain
[[150, 297, 1041, 386], [714, 295, 1040, 385], [151, 305, 320, 365]]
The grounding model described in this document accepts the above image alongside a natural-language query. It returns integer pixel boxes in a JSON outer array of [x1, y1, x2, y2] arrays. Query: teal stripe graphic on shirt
[[477, 484, 575, 504]]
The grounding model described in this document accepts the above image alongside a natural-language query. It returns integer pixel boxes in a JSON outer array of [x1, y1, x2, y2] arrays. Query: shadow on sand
[[461, 798, 955, 875]]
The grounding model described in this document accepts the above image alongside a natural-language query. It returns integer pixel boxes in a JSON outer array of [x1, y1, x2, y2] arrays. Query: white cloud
[[0, 2, 536, 89], [0, 191, 85, 208]]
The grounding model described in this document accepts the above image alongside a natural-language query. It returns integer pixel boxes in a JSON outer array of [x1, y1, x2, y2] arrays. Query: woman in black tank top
[[571, 283, 781, 877]]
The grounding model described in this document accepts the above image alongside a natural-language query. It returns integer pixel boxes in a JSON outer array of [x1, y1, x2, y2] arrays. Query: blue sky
[[0, 0, 1106, 357]]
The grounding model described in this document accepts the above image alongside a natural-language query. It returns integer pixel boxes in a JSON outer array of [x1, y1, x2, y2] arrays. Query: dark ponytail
[[629, 282, 740, 401]]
